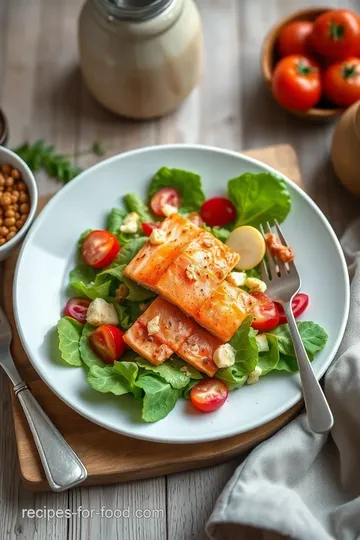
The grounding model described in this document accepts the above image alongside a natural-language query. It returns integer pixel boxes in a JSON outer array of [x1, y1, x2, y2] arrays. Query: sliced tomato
[[142, 222, 160, 236], [250, 292, 280, 332], [200, 197, 236, 227], [89, 325, 125, 363], [190, 379, 228, 413], [82, 230, 120, 269], [150, 188, 181, 217], [187, 212, 204, 227], [276, 293, 309, 325], [64, 297, 91, 324]]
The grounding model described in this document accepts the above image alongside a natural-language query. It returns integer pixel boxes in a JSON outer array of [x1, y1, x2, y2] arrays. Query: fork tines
[[259, 219, 295, 282]]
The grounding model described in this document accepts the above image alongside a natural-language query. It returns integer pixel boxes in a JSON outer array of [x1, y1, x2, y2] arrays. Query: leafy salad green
[[56, 167, 328, 422]]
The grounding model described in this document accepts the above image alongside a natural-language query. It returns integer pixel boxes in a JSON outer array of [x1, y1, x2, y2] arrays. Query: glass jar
[[78, 0, 203, 119]]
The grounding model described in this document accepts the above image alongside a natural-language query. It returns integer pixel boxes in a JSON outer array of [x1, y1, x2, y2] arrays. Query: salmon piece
[[124, 214, 199, 289], [196, 281, 256, 341], [184, 231, 240, 282], [123, 321, 173, 365], [177, 328, 221, 377], [137, 296, 197, 351], [156, 255, 218, 318]]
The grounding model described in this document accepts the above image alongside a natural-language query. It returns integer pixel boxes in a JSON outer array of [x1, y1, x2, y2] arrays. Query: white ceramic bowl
[[0, 146, 38, 261], [14, 145, 349, 443]]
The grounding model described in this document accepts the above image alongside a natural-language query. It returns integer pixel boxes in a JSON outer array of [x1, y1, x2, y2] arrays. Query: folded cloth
[[206, 219, 360, 540]]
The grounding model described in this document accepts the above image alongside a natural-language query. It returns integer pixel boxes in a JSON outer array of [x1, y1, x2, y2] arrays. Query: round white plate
[[14, 145, 349, 443]]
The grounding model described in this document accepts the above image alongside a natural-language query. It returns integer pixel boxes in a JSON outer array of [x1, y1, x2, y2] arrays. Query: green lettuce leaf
[[183, 379, 200, 399], [203, 224, 229, 242], [70, 265, 111, 299], [57, 317, 83, 367], [113, 360, 142, 399], [79, 323, 104, 367], [107, 208, 127, 234], [118, 237, 147, 265], [123, 193, 153, 222], [77, 229, 92, 254], [257, 334, 279, 375], [148, 167, 205, 214], [87, 365, 130, 395], [136, 356, 202, 389], [269, 322, 328, 358], [123, 278, 155, 302], [135, 374, 182, 423], [228, 172, 291, 229]]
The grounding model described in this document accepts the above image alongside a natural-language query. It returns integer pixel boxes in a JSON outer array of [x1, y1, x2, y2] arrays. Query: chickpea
[[0, 208, 3, 216], [4, 217, 15, 227], [5, 176, 14, 187], [8, 226, 17, 233], [0, 175, 5, 186], [12, 191, 19, 203], [20, 203, 30, 214], [18, 192, 28, 203], [16, 181, 26, 191], [5, 209, 15, 218], [11, 168, 20, 180], [20, 215, 27, 225], [16, 220, 22, 229], [0, 219, 3, 227], [15, 212, 20, 219], [0, 226, 9, 236], [13, 204, 19, 211], [0, 238, 5, 246], [1, 194, 12, 207], [6, 231, 16, 241], [1, 164, 11, 175]]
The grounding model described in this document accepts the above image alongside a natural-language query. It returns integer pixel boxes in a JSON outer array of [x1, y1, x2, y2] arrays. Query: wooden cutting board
[[3, 144, 304, 492]]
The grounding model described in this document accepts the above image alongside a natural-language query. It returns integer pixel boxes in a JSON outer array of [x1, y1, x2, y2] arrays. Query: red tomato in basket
[[82, 230, 120, 269], [190, 379, 228, 413], [312, 10, 360, 61], [89, 325, 125, 364], [277, 20, 314, 58], [323, 57, 360, 108]]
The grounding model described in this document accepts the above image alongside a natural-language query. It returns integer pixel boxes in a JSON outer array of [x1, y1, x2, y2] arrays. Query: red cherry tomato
[[200, 197, 237, 227], [142, 222, 160, 236], [276, 293, 309, 325], [188, 212, 204, 227], [190, 379, 228, 413], [271, 55, 321, 111], [89, 325, 125, 364], [323, 57, 360, 108], [277, 20, 314, 58], [82, 230, 120, 269], [250, 292, 280, 332], [150, 188, 181, 217], [312, 9, 360, 61], [64, 297, 91, 324]]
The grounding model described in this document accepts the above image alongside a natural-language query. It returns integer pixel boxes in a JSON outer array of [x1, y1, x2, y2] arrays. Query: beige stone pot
[[331, 101, 360, 196]]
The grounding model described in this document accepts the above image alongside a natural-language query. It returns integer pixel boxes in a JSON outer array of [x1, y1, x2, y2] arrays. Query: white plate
[[14, 145, 349, 443]]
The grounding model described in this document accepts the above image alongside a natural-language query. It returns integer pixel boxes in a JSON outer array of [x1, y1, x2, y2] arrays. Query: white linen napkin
[[206, 219, 360, 540]]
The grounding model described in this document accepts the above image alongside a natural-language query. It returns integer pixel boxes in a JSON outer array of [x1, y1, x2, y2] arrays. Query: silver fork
[[0, 306, 88, 491], [259, 219, 333, 434]]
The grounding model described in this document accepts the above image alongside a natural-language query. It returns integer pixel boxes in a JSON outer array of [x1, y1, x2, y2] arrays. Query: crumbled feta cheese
[[120, 212, 139, 234], [213, 343, 236, 368], [227, 271, 247, 287], [147, 315, 160, 336], [86, 298, 119, 327], [115, 284, 129, 303], [185, 264, 199, 281], [245, 277, 267, 293], [255, 334, 269, 353], [247, 365, 262, 385], [149, 229, 166, 245], [162, 204, 178, 217]]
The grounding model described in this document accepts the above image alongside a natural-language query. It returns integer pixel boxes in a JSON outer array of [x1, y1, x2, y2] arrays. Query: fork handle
[[283, 302, 334, 433], [14, 384, 88, 491]]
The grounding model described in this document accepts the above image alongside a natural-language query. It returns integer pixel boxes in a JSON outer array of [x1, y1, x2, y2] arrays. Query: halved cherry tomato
[[276, 293, 309, 326], [64, 297, 91, 324], [150, 187, 181, 217], [82, 230, 120, 269], [271, 55, 321, 111], [277, 20, 314, 58], [89, 325, 125, 364], [188, 212, 204, 227], [323, 58, 360, 107], [142, 222, 160, 236], [312, 9, 360, 61], [200, 197, 236, 227], [190, 379, 228, 413], [250, 292, 280, 332]]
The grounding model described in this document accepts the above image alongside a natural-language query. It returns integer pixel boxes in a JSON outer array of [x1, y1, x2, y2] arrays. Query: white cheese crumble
[[162, 203, 178, 217], [120, 212, 139, 234], [185, 264, 199, 281], [247, 365, 263, 385], [86, 298, 119, 327], [213, 343, 236, 368], [255, 334, 269, 353], [149, 228, 166, 245], [245, 277, 267, 292], [147, 315, 160, 336], [227, 271, 247, 287]]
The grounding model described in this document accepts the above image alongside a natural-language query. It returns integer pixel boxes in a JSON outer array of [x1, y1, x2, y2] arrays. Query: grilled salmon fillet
[[123, 297, 219, 376]]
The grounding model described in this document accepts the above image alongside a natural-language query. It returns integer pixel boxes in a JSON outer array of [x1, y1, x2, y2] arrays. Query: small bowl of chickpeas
[[0, 146, 38, 261]]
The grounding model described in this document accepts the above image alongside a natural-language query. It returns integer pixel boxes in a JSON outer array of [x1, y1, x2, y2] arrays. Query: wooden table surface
[[0, 0, 358, 538]]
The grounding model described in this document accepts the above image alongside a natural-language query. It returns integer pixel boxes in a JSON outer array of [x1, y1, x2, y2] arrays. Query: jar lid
[[96, 0, 174, 21]]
